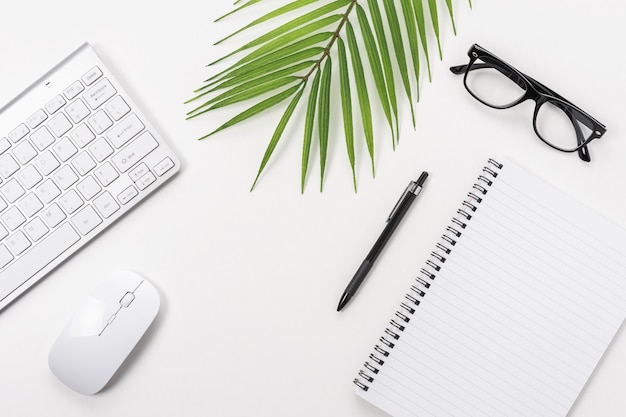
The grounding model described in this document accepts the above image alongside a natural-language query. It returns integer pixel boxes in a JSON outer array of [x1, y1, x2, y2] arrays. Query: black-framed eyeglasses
[[450, 44, 606, 162]]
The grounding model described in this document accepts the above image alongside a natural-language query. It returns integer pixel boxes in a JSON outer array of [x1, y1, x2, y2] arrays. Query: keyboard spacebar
[[0, 223, 80, 301]]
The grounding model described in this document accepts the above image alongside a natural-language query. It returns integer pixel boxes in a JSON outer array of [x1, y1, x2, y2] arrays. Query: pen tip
[[337, 293, 352, 312]]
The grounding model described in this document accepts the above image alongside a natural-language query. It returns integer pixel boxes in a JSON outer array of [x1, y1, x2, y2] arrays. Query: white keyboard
[[0, 43, 180, 309]]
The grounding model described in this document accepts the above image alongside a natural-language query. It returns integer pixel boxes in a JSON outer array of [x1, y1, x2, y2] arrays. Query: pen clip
[[387, 181, 419, 221]]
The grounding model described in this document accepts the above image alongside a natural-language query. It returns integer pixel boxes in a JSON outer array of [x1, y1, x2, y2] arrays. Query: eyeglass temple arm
[[451, 63, 591, 162]]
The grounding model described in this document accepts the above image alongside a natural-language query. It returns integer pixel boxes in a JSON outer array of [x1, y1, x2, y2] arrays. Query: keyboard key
[[0, 245, 13, 269], [112, 132, 158, 173], [17, 165, 43, 189], [48, 113, 72, 137], [71, 152, 96, 176], [24, 217, 49, 242], [71, 206, 102, 235], [52, 137, 78, 162], [106, 113, 144, 148], [77, 176, 101, 200], [1, 179, 25, 203], [88, 110, 113, 134], [84, 78, 116, 109], [69, 124, 95, 148], [52, 165, 78, 189], [117, 185, 138, 205], [34, 151, 60, 175], [0, 223, 80, 298], [1, 206, 26, 230], [27, 109, 48, 129], [6, 231, 31, 256], [36, 179, 61, 204], [93, 191, 119, 219], [0, 154, 20, 178], [59, 190, 83, 214], [12, 140, 37, 165], [0, 138, 11, 155], [18, 193, 44, 217], [88, 138, 113, 162], [129, 163, 149, 182], [82, 66, 103, 86], [41, 203, 66, 228], [0, 223, 8, 240], [8, 124, 29, 143], [30, 126, 56, 151], [154, 157, 174, 177], [45, 95, 66, 115], [105, 96, 130, 121], [136, 172, 156, 191], [64, 80, 84, 100], [0, 197, 7, 213], [94, 162, 119, 186], [65, 98, 90, 124]]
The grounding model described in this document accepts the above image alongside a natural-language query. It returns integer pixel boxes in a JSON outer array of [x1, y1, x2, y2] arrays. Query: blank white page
[[356, 159, 626, 417]]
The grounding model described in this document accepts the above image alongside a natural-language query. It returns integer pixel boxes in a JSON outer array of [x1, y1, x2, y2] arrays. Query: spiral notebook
[[354, 158, 626, 417]]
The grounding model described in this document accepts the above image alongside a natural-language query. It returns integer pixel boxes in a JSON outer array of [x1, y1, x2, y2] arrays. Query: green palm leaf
[[199, 84, 302, 139], [345, 20, 375, 176], [427, 0, 442, 59], [301, 69, 322, 193], [197, 61, 313, 95], [210, 0, 349, 65], [190, 0, 467, 191], [367, 0, 399, 142], [187, 76, 299, 119], [411, 0, 432, 82], [209, 47, 323, 89], [209, 19, 337, 69], [382, 0, 415, 127], [318, 57, 332, 191], [251, 84, 306, 190], [207, 32, 332, 83], [356, 5, 395, 148], [337, 37, 356, 191], [215, 0, 262, 22], [445, 0, 457, 35], [215, 0, 320, 45]]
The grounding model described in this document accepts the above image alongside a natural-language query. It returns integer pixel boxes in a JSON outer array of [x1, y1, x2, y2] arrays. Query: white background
[[1, 0, 625, 416]]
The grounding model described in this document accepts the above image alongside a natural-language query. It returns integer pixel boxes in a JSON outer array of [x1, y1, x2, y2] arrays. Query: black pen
[[337, 172, 429, 312]]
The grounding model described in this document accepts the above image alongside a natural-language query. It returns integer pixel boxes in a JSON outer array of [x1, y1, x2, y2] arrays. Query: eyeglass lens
[[465, 57, 596, 152], [534, 100, 593, 151], [465, 57, 526, 108]]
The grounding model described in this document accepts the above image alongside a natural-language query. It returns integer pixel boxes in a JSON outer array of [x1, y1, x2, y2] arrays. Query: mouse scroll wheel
[[119, 292, 135, 308]]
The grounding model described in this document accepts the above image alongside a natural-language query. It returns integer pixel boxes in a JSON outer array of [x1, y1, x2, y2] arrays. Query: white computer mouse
[[48, 270, 160, 395]]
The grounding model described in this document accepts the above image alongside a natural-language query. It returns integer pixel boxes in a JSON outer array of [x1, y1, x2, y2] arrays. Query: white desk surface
[[1, 0, 625, 416]]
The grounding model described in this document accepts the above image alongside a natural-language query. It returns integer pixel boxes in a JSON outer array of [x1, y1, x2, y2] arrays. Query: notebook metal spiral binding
[[353, 159, 503, 392]]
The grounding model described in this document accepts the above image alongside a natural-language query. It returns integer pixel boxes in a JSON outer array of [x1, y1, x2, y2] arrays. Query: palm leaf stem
[[300, 0, 357, 82]]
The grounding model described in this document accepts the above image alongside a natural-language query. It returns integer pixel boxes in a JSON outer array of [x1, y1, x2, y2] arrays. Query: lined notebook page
[[356, 159, 626, 417]]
